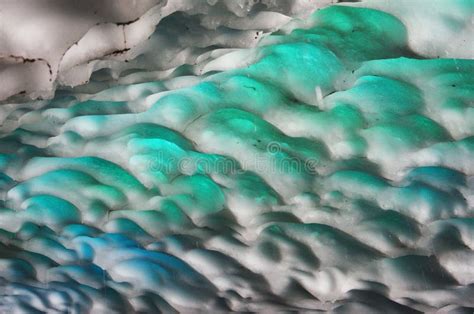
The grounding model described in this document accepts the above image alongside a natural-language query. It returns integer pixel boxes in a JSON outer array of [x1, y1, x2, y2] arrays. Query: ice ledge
[[0, 0, 338, 103]]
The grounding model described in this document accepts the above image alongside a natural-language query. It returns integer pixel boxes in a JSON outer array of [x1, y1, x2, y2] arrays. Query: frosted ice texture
[[0, 0, 473, 312]]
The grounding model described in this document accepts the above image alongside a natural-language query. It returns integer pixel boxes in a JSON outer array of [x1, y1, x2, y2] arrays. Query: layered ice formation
[[0, 0, 337, 103], [1, 0, 474, 312]]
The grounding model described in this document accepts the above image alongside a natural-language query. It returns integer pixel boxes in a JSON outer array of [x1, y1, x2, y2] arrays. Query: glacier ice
[[0, 0, 474, 312], [0, 0, 337, 103]]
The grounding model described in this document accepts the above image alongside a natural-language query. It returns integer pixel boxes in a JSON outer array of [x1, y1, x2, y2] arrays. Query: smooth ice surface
[[0, 0, 474, 312]]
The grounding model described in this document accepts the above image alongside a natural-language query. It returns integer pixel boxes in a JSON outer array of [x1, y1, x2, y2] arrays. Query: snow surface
[[0, 0, 474, 312]]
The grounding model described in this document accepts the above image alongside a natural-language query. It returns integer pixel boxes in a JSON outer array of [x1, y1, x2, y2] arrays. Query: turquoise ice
[[0, 1, 473, 312]]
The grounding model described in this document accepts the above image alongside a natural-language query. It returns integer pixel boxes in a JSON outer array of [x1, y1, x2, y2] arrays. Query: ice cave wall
[[0, 0, 473, 313], [0, 0, 340, 103]]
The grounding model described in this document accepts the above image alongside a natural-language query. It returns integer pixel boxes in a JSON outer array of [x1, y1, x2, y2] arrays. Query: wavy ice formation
[[0, 0, 473, 313], [0, 0, 337, 103]]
